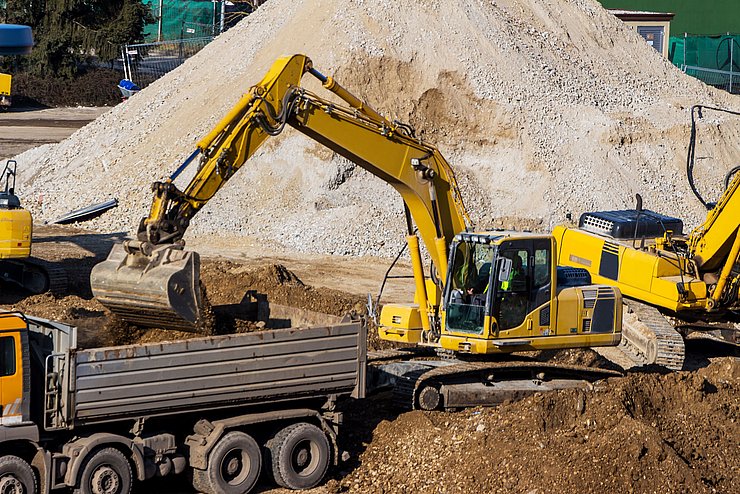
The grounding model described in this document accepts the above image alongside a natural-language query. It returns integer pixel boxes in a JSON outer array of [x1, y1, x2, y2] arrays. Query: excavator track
[[25, 257, 69, 295], [389, 360, 621, 410], [619, 301, 685, 371], [0, 257, 68, 295]]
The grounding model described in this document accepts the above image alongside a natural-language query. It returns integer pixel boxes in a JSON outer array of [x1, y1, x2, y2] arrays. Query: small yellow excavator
[[0, 160, 66, 293], [555, 105, 740, 370], [91, 54, 623, 362]]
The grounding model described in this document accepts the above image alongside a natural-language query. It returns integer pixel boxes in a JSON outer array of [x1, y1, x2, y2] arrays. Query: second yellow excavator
[[91, 54, 623, 362], [555, 105, 740, 370]]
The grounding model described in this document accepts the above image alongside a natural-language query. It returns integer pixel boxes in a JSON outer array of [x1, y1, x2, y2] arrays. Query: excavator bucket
[[90, 242, 203, 331]]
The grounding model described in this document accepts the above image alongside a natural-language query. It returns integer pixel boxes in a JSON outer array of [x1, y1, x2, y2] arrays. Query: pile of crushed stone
[[334, 358, 739, 494], [14, 0, 740, 258]]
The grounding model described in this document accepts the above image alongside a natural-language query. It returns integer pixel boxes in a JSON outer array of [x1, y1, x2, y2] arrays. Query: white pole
[[220, 1, 226, 34], [157, 0, 164, 42]]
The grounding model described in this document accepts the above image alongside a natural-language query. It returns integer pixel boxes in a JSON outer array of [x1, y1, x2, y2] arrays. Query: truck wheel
[[268, 423, 330, 490], [197, 431, 261, 494], [76, 448, 132, 494], [0, 455, 36, 494]]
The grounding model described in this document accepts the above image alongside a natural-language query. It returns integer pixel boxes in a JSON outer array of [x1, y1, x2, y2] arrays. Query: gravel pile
[[15, 0, 740, 257]]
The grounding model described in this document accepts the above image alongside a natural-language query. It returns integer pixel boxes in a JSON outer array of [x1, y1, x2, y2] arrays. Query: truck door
[[0, 331, 23, 425]]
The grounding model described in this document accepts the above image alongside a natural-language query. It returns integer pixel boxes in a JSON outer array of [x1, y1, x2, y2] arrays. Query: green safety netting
[[670, 34, 740, 94], [669, 34, 740, 72], [143, 0, 224, 41]]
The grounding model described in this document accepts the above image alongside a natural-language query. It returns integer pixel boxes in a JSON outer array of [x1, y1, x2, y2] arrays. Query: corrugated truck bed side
[[70, 321, 365, 424]]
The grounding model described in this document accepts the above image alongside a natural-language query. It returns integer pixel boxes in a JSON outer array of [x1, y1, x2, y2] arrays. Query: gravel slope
[[15, 0, 740, 257]]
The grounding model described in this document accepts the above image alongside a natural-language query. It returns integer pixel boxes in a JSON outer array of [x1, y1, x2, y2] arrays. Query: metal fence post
[[731, 39, 735, 93], [158, 0, 164, 42]]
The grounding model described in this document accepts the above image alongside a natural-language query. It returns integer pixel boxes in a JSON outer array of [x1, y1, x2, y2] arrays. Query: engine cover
[[579, 209, 683, 239]]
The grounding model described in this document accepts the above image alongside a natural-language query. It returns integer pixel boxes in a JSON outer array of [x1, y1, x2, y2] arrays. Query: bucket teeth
[[90, 242, 203, 331]]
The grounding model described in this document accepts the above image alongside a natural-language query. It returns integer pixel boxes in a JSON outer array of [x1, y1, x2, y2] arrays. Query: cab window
[[0, 336, 15, 376], [446, 241, 495, 334], [533, 247, 550, 288], [496, 249, 530, 330]]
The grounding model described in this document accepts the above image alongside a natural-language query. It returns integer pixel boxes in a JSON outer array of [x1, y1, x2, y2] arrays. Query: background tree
[[3, 0, 153, 78]]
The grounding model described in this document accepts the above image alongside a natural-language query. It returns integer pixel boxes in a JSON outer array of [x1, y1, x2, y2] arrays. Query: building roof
[[608, 9, 675, 22]]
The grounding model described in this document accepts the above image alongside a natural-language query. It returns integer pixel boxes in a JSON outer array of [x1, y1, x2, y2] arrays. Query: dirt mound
[[2, 260, 367, 348], [201, 260, 366, 317], [337, 358, 739, 494], [14, 0, 740, 260]]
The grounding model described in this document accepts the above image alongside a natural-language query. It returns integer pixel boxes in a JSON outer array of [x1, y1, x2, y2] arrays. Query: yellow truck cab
[[0, 313, 28, 428]]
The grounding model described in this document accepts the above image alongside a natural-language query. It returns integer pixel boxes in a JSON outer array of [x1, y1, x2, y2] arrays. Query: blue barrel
[[0, 24, 34, 55]]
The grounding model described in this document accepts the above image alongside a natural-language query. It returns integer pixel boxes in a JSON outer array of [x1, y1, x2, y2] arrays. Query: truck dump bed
[[49, 320, 365, 427]]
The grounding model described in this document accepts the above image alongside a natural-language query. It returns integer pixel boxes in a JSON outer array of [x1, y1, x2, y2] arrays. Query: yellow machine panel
[[378, 303, 423, 343], [554, 225, 708, 312], [0, 73, 10, 107], [0, 208, 32, 259], [0, 73, 10, 96]]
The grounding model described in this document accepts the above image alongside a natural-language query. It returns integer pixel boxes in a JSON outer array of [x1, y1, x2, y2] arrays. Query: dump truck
[[0, 311, 366, 494]]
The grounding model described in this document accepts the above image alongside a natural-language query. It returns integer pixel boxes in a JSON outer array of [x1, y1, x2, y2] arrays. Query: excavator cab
[[380, 231, 622, 355], [438, 232, 622, 354]]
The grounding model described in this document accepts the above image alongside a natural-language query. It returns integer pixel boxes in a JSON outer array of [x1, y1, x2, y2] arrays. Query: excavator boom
[[91, 54, 470, 330]]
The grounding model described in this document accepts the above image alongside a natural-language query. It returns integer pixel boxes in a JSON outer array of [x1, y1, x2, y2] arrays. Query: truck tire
[[0, 455, 36, 494], [268, 422, 330, 490], [75, 448, 132, 494], [194, 431, 261, 494]]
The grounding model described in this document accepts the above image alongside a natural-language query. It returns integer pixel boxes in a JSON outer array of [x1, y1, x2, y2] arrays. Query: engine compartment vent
[[579, 209, 683, 239]]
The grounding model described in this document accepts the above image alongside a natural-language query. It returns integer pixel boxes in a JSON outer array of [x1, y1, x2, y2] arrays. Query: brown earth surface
[[0, 224, 736, 494]]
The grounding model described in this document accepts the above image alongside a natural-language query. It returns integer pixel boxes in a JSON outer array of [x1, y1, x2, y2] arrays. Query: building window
[[637, 26, 665, 53]]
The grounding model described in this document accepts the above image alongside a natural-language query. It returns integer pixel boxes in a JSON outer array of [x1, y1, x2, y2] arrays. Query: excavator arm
[[91, 54, 470, 331], [687, 167, 740, 309]]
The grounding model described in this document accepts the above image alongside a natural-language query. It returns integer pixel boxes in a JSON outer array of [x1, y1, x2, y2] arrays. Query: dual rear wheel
[[194, 422, 331, 494]]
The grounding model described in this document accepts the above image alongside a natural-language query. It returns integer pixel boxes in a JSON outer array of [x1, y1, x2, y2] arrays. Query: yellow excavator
[[555, 105, 740, 370], [0, 72, 11, 109], [91, 54, 623, 364], [0, 160, 66, 293]]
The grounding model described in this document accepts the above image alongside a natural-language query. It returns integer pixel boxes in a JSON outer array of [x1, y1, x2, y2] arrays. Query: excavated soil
[[3, 260, 365, 348], [331, 358, 739, 494]]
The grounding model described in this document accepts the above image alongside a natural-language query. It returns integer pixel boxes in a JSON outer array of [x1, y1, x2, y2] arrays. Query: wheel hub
[[225, 456, 241, 476], [92, 466, 120, 494], [295, 448, 310, 468], [221, 449, 250, 485], [0, 476, 23, 494]]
